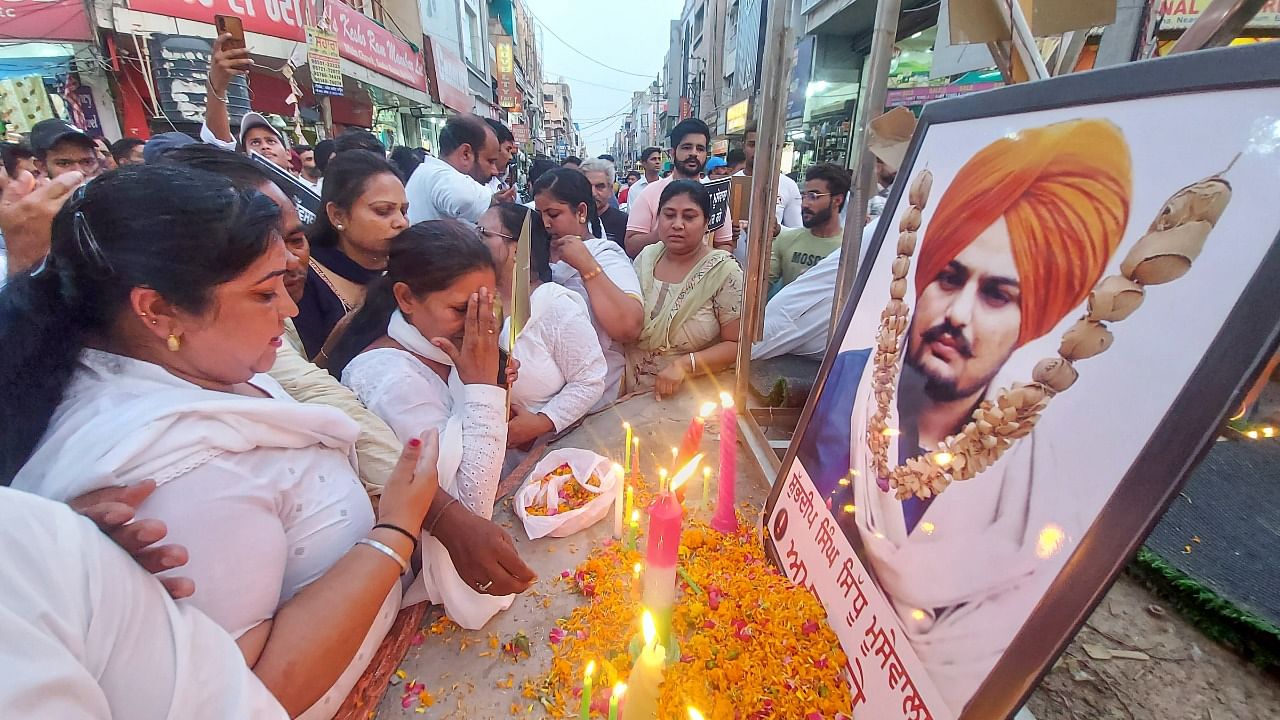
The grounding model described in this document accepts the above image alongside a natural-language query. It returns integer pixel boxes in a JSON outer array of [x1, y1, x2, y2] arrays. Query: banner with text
[[495, 35, 519, 109], [1, 0, 92, 41], [307, 26, 344, 97], [329, 1, 426, 91]]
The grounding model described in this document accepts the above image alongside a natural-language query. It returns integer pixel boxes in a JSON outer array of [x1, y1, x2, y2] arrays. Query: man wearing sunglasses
[[768, 163, 851, 290]]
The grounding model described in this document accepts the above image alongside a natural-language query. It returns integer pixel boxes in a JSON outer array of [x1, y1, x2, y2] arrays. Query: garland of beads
[[866, 164, 1235, 500]]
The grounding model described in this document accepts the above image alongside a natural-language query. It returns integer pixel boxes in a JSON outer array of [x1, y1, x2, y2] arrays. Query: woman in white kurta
[[0, 487, 287, 720], [478, 204, 606, 454], [532, 168, 645, 407], [0, 166, 439, 718], [329, 219, 525, 629]]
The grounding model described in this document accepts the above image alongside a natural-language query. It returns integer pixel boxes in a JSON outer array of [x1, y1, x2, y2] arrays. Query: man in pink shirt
[[624, 118, 733, 257]]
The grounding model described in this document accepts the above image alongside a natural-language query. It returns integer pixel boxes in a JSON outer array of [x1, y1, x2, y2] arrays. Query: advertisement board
[[307, 26, 344, 97]]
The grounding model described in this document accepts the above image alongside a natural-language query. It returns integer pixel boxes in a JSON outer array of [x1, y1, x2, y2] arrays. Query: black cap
[[143, 132, 198, 164], [30, 118, 93, 155]]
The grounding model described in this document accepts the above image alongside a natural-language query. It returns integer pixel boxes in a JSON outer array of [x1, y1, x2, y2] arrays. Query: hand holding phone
[[214, 15, 246, 52]]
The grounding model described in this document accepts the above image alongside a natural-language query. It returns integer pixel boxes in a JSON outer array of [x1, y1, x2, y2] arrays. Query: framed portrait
[[764, 41, 1280, 720]]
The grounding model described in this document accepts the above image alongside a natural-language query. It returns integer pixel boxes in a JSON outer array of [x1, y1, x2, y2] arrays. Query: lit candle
[[711, 392, 739, 534], [631, 437, 640, 483], [612, 463, 625, 539], [677, 402, 717, 465], [608, 682, 626, 720], [623, 422, 633, 475], [624, 611, 665, 720], [631, 562, 643, 600], [643, 454, 702, 645], [657, 467, 668, 494], [701, 467, 711, 513], [579, 659, 595, 720], [687, 708, 706, 720], [626, 509, 640, 551]]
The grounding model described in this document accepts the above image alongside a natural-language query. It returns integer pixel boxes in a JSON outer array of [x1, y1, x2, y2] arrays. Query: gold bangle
[[580, 265, 604, 282]]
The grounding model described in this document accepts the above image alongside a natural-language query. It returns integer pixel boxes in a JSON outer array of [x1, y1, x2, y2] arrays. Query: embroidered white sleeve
[[538, 299, 608, 432], [456, 384, 507, 517]]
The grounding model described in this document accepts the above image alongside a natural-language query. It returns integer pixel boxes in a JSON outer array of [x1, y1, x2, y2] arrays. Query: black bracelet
[[372, 523, 418, 548]]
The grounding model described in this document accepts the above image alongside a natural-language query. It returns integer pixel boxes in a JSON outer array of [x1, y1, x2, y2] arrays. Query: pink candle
[[643, 455, 702, 644], [711, 392, 739, 534], [676, 402, 717, 467]]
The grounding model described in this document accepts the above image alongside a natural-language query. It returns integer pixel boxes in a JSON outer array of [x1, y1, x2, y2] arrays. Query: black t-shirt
[[599, 206, 629, 249]]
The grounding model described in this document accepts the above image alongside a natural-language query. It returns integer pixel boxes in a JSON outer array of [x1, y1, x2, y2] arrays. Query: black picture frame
[[763, 41, 1280, 720]]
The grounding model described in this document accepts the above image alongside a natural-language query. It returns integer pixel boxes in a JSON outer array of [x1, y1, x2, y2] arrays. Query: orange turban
[[915, 119, 1132, 347]]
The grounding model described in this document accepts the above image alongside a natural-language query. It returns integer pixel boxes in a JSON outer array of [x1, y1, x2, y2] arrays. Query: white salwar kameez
[[12, 350, 396, 720]]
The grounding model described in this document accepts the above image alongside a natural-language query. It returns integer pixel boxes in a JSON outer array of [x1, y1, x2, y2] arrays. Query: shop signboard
[[511, 123, 531, 145], [330, 1, 426, 91], [885, 82, 1000, 108], [679, 96, 692, 120], [128, 0, 309, 42], [1158, 0, 1280, 29], [425, 37, 472, 114], [787, 35, 816, 121], [1, 0, 92, 41], [307, 26, 344, 97], [725, 98, 750, 134], [495, 35, 519, 109]]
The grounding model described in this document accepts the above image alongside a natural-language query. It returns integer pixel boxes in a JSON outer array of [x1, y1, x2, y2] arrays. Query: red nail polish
[[408, 438, 422, 448]]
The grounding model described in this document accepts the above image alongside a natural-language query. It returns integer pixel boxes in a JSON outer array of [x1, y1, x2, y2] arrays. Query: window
[[463, 5, 481, 65], [694, 7, 704, 38]]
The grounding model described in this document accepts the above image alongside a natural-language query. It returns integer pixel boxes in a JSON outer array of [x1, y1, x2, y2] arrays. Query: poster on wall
[[307, 26, 344, 97], [765, 42, 1280, 720]]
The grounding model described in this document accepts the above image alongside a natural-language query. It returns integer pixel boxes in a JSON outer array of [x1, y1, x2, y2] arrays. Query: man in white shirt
[[484, 118, 518, 194], [295, 144, 323, 192], [627, 145, 663, 205], [406, 114, 514, 223], [624, 119, 733, 257], [737, 127, 803, 227]]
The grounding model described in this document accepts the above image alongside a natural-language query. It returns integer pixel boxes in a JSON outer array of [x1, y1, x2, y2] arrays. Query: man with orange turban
[[795, 119, 1132, 712]]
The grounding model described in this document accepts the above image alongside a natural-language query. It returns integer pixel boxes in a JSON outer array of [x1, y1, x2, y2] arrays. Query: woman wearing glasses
[[767, 163, 852, 292], [477, 204, 606, 453]]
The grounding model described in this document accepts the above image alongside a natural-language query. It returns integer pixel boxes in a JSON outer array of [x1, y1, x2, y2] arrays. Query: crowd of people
[[0, 29, 896, 718]]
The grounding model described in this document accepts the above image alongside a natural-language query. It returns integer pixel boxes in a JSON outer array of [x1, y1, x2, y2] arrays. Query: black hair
[[314, 139, 336, 172], [325, 220, 497, 377], [726, 148, 746, 166], [108, 137, 145, 163], [491, 203, 552, 283], [805, 162, 852, 211], [440, 115, 491, 156], [333, 128, 386, 156], [668, 119, 710, 149], [532, 168, 603, 240], [306, 150, 400, 249], [157, 144, 270, 191], [389, 145, 424, 183], [640, 146, 661, 162], [485, 118, 515, 145], [658, 179, 711, 219], [294, 144, 313, 153], [0, 165, 279, 483], [626, 170, 641, 181], [596, 154, 615, 162], [528, 157, 559, 187], [561, 156, 582, 167]]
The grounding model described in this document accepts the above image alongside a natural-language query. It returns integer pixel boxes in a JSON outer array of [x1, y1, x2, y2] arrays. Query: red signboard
[[126, 0, 426, 91], [679, 96, 691, 120], [511, 123, 531, 144], [424, 37, 472, 114], [329, 1, 426, 91], [1, 0, 93, 41], [127, 0, 309, 42]]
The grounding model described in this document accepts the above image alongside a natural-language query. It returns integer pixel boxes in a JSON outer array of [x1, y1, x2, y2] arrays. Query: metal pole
[[732, 0, 800, 407], [830, 0, 902, 330]]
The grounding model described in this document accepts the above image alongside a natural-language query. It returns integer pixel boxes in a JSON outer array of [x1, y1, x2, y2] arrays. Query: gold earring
[[166, 334, 181, 352]]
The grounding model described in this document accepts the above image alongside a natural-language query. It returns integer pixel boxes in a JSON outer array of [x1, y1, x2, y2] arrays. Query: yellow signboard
[[726, 99, 750, 135]]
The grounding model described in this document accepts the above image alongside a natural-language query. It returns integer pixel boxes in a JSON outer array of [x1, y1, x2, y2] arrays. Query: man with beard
[[768, 163, 849, 289], [406, 113, 514, 223], [623, 118, 733, 257], [794, 118, 1132, 709]]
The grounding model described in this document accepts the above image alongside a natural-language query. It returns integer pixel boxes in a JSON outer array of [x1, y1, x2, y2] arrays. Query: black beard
[[675, 155, 706, 177], [904, 320, 1003, 402], [802, 206, 832, 229]]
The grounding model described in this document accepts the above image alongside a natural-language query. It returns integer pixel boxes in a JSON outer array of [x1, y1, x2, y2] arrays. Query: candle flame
[[612, 462, 623, 477], [669, 453, 704, 492], [629, 509, 640, 525], [613, 682, 627, 697], [623, 421, 631, 430], [719, 391, 734, 408], [688, 708, 706, 720], [633, 562, 642, 578], [641, 610, 657, 646], [584, 660, 595, 678], [699, 401, 717, 417], [703, 467, 711, 477]]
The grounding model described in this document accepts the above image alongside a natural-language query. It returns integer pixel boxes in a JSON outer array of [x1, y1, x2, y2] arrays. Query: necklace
[[867, 164, 1234, 500]]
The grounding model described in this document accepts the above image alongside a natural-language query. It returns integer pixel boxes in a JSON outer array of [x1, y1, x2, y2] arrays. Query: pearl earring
[[335, 223, 345, 230]]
